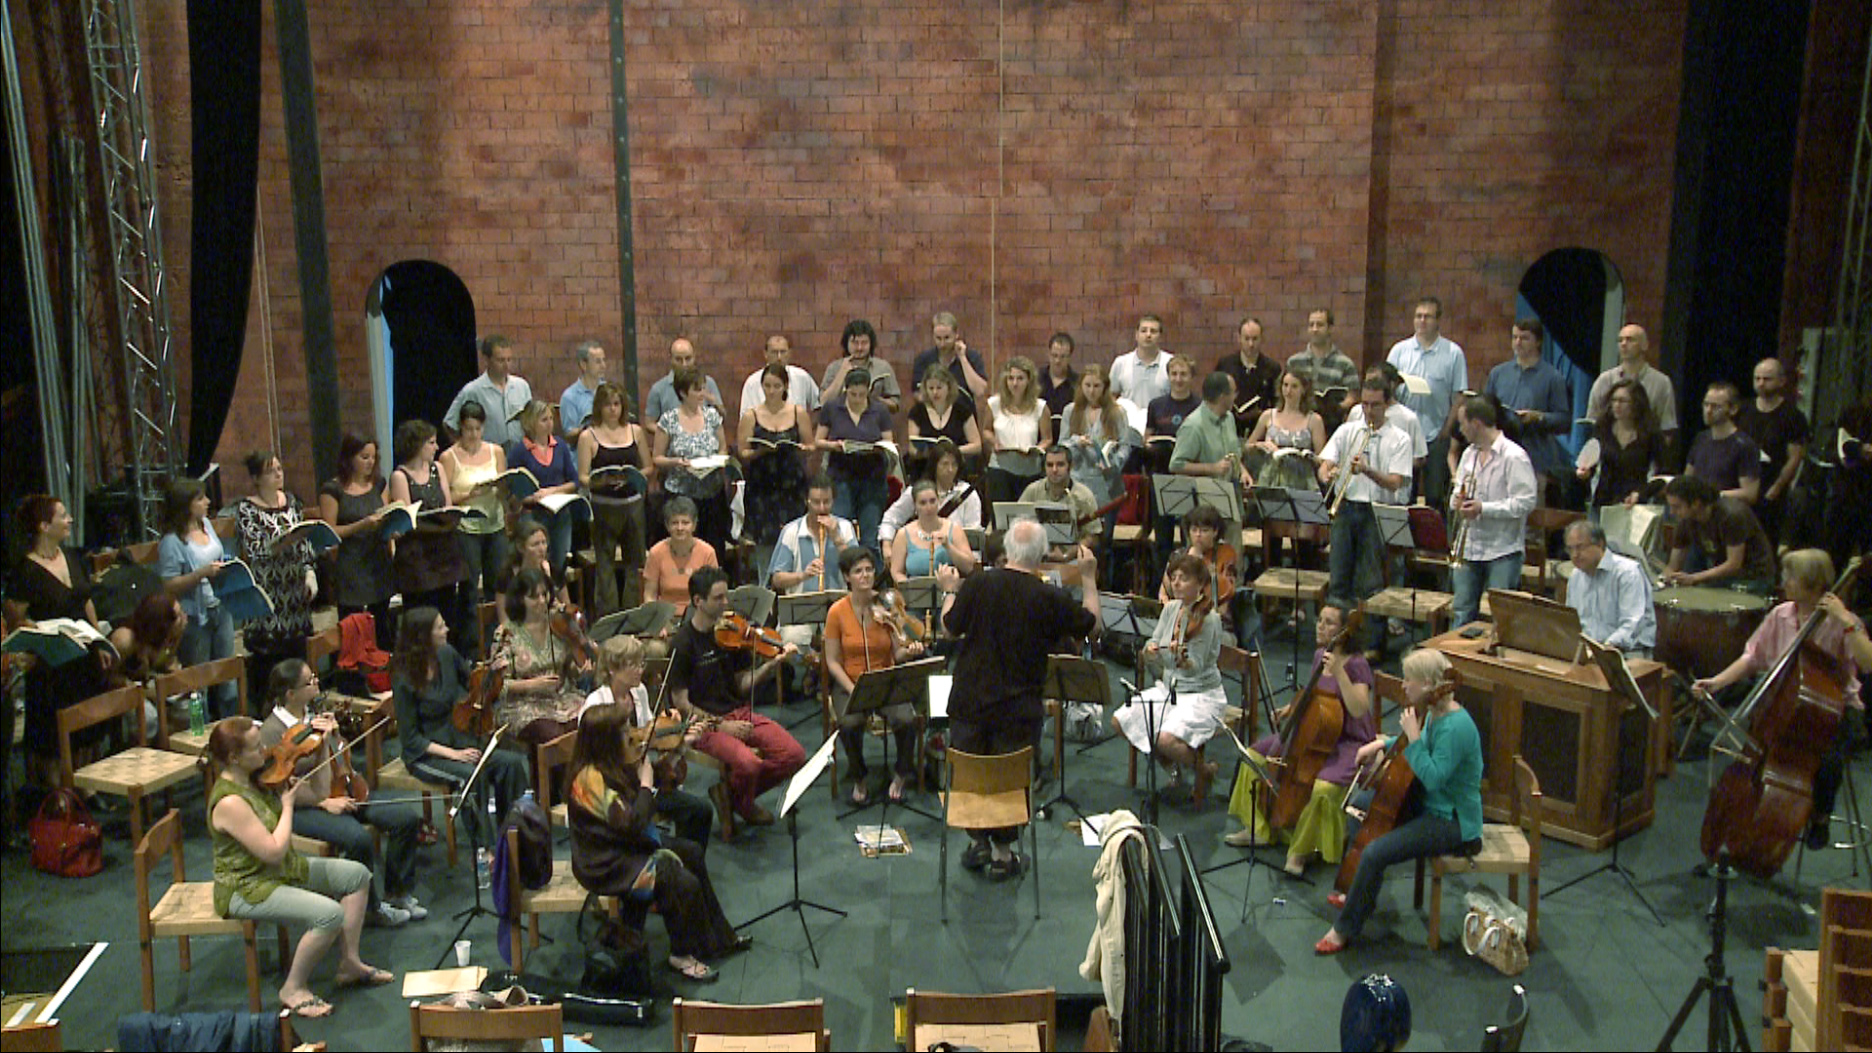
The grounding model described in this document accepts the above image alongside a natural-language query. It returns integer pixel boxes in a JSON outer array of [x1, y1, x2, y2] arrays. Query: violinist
[[391, 606, 529, 850], [1691, 549, 1869, 850], [565, 702, 747, 984], [1223, 603, 1376, 876], [257, 659, 425, 928], [1113, 554, 1227, 807], [1317, 649, 1480, 955], [1159, 504, 1250, 648], [203, 716, 389, 1018], [492, 567, 592, 746], [581, 635, 714, 849], [825, 547, 927, 805], [667, 567, 806, 841]]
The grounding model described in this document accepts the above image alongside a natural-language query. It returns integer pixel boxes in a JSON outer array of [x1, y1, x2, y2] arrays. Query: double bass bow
[[1699, 556, 1861, 877], [1264, 610, 1362, 830]]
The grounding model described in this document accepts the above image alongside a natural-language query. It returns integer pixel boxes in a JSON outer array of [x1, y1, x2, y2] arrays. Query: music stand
[[1547, 636, 1664, 926], [1251, 486, 1328, 695], [737, 735, 847, 968], [1036, 655, 1111, 823], [775, 590, 846, 730], [1154, 473, 1243, 525], [835, 657, 945, 825], [437, 725, 509, 969], [1371, 502, 1423, 638], [993, 501, 1077, 548], [587, 601, 675, 643], [1204, 724, 1285, 912], [892, 576, 943, 626]]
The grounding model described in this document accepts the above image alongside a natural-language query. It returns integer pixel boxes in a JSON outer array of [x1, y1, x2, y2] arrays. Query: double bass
[[1265, 610, 1362, 830], [1699, 557, 1861, 877]]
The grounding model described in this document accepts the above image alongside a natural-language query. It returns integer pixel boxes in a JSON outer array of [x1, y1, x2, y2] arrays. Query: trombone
[[1325, 427, 1376, 515], [1449, 464, 1477, 567]]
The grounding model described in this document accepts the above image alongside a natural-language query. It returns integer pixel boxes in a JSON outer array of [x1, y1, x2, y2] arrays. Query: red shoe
[[1314, 932, 1347, 956], [1327, 891, 1346, 909]]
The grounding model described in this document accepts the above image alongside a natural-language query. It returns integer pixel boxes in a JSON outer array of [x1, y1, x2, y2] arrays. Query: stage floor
[[4, 633, 1867, 1050]]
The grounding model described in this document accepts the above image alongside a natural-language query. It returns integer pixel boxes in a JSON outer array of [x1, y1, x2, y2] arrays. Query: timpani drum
[[1653, 586, 1771, 680]]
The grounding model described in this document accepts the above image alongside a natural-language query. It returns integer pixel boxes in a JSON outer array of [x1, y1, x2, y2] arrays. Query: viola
[[714, 610, 815, 663], [873, 590, 928, 648], [451, 661, 504, 737], [550, 609, 595, 672], [625, 710, 697, 793], [257, 724, 324, 793], [316, 699, 371, 803], [1265, 611, 1362, 830]]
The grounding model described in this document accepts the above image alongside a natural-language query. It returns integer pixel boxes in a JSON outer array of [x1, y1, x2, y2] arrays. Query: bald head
[[1617, 325, 1649, 365], [1003, 520, 1048, 569], [670, 338, 697, 370]]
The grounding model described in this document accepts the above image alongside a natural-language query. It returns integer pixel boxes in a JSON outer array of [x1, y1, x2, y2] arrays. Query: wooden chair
[[670, 997, 829, 1052], [1481, 984, 1530, 1052], [502, 825, 593, 975], [940, 747, 1039, 922], [904, 987, 1056, 1052], [1416, 755, 1543, 952], [0, 1021, 61, 1052], [58, 684, 199, 845], [377, 757, 459, 868], [150, 657, 249, 755], [535, 726, 578, 828], [136, 809, 287, 1012], [477, 601, 500, 661], [409, 999, 564, 1051], [304, 624, 342, 672]]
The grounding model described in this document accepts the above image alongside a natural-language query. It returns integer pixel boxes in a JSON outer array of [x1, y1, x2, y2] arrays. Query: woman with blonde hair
[[983, 355, 1051, 506], [1316, 647, 1481, 955]]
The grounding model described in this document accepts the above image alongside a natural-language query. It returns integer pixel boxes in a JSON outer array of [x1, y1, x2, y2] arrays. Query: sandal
[[1314, 933, 1347, 956], [666, 956, 719, 983], [336, 965, 394, 988], [282, 994, 333, 1019]]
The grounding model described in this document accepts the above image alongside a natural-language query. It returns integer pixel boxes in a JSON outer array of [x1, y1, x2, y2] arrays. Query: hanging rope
[[253, 201, 281, 454]]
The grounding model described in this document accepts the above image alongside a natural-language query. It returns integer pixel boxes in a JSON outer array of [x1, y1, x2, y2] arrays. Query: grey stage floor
[[4, 640, 1868, 1051]]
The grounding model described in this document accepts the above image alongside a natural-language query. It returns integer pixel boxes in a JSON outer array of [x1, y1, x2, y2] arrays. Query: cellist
[[258, 658, 426, 927], [1224, 603, 1377, 877], [1317, 649, 1481, 955], [1691, 549, 1870, 851]]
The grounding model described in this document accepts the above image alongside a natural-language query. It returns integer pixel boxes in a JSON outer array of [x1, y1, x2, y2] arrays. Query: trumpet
[[1449, 465, 1477, 567], [1326, 427, 1377, 515]]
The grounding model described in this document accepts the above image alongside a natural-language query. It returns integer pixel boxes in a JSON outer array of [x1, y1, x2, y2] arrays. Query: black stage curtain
[[1518, 248, 1610, 380], [185, 0, 262, 476]]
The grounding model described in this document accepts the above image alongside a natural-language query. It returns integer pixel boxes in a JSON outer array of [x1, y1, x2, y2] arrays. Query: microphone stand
[[436, 724, 509, 969]]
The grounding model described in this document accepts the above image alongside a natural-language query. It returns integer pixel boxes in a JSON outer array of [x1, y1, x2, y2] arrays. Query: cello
[[1265, 609, 1362, 830], [1334, 671, 1458, 893], [1699, 557, 1861, 877]]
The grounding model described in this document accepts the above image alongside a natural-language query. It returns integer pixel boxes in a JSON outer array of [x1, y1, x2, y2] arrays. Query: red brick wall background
[[134, 0, 1687, 499]]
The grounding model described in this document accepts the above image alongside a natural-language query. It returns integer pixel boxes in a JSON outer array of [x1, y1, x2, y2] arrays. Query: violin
[[452, 661, 504, 737], [873, 590, 928, 649], [1165, 592, 1215, 666], [315, 698, 371, 802], [257, 723, 325, 793], [624, 710, 697, 793], [550, 608, 595, 672]]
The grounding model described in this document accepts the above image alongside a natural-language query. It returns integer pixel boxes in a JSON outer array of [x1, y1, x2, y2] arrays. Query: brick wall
[[130, 0, 1687, 499]]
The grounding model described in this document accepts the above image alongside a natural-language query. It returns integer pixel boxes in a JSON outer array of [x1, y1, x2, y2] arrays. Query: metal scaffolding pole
[[84, 0, 177, 539], [1826, 39, 1872, 420]]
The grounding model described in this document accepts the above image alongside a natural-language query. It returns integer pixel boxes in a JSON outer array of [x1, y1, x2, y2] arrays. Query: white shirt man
[[1562, 521, 1655, 655], [445, 335, 534, 447], [1449, 397, 1539, 627], [738, 334, 821, 418], [1347, 398, 1427, 503], [1110, 315, 1172, 410], [1318, 377, 1416, 642]]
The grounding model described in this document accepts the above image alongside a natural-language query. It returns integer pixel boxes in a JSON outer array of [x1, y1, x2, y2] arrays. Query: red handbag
[[29, 787, 103, 878]]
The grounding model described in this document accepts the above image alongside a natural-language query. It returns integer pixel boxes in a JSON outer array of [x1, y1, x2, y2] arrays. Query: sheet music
[[928, 674, 953, 720]]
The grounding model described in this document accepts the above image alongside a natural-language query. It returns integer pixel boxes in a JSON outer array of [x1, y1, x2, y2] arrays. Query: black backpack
[[506, 792, 553, 891], [91, 558, 165, 628]]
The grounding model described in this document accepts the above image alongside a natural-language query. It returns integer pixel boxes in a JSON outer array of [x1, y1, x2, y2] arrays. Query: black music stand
[[892, 576, 943, 629], [1093, 594, 1157, 735], [1251, 486, 1328, 696], [775, 589, 845, 730], [836, 657, 945, 825], [588, 601, 675, 643], [1155, 473, 1243, 527], [1036, 654, 1111, 823], [1549, 637, 1665, 925], [1204, 724, 1284, 913], [737, 736, 847, 969], [1370, 502, 1424, 646], [437, 724, 509, 969]]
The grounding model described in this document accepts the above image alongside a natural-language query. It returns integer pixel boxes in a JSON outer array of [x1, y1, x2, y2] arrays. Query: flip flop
[[336, 965, 394, 988], [283, 995, 332, 1019], [667, 957, 718, 983]]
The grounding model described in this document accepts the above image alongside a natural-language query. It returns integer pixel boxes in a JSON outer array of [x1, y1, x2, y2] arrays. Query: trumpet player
[[1449, 396, 1538, 627], [1319, 371, 1415, 654]]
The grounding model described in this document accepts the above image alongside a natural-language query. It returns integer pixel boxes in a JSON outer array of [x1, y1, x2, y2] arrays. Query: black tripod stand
[[436, 726, 508, 969], [1656, 858, 1749, 1052], [1549, 676, 1664, 925], [737, 809, 846, 969]]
